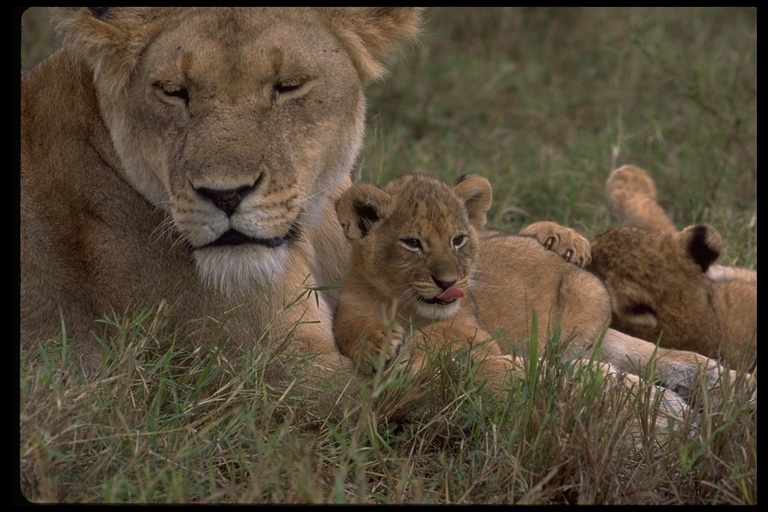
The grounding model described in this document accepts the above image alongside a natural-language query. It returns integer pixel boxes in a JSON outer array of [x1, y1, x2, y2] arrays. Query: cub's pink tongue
[[436, 287, 464, 301]]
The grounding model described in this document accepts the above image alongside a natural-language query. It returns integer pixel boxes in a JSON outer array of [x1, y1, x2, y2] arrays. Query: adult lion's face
[[53, 7, 420, 293], [112, 9, 364, 293]]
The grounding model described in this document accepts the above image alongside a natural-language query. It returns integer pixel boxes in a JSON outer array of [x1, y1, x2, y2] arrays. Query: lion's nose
[[196, 177, 262, 217], [432, 275, 457, 291]]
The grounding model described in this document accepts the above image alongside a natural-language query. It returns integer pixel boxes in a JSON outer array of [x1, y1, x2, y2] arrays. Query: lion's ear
[[336, 184, 393, 241], [604, 279, 659, 333], [452, 174, 493, 230], [320, 7, 422, 84], [678, 224, 722, 273], [51, 7, 169, 95]]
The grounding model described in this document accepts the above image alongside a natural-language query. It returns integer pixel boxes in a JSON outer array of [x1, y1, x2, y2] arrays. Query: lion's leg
[[706, 264, 757, 283], [599, 363, 694, 444], [251, 246, 366, 420], [606, 165, 677, 232], [405, 346, 525, 395], [334, 300, 406, 377], [402, 317, 526, 393], [604, 364, 690, 422], [523, 265, 692, 430], [600, 328, 751, 400], [477, 354, 526, 392], [306, 174, 354, 311]]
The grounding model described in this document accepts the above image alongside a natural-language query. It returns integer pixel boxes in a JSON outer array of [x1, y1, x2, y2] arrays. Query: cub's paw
[[382, 323, 406, 366], [606, 165, 658, 202], [606, 165, 676, 232], [353, 324, 406, 376], [520, 221, 591, 266], [617, 369, 691, 421]]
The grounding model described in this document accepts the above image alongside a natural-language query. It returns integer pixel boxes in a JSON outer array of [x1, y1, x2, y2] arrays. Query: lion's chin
[[415, 300, 461, 321], [193, 245, 288, 296]]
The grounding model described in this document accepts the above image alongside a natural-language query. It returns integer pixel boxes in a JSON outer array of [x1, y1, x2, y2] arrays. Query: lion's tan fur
[[333, 174, 692, 418], [21, 8, 747, 420], [472, 209, 748, 400], [21, 8, 421, 416], [589, 165, 757, 367], [334, 174, 520, 389]]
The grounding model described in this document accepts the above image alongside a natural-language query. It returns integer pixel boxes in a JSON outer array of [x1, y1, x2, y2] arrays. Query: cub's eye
[[271, 78, 307, 103], [452, 235, 467, 249], [400, 238, 422, 251], [154, 81, 189, 105]]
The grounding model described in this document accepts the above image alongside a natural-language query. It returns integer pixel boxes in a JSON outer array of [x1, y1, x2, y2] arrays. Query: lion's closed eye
[[154, 81, 189, 105], [272, 77, 312, 104]]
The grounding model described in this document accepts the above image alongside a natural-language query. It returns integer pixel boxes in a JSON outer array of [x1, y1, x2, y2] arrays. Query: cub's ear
[[319, 7, 422, 84], [608, 280, 659, 333], [51, 7, 169, 95], [678, 224, 722, 273], [452, 174, 493, 230], [336, 184, 393, 241]]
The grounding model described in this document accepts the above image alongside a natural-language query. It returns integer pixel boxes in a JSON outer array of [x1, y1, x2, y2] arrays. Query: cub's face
[[336, 174, 492, 321], [53, 7, 420, 294]]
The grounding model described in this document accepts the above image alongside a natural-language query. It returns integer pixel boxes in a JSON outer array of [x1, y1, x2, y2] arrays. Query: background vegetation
[[19, 7, 756, 505]]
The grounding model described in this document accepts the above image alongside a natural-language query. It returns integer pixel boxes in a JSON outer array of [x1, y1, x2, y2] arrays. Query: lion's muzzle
[[195, 175, 264, 217], [200, 224, 301, 249]]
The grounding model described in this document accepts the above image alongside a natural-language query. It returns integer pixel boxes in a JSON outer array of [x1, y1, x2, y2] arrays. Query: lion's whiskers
[[150, 213, 190, 251]]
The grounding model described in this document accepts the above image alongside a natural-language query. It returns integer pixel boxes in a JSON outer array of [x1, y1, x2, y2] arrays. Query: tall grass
[[18, 7, 756, 504]]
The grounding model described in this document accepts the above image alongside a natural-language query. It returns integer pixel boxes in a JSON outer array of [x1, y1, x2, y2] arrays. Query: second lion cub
[[333, 173, 517, 387]]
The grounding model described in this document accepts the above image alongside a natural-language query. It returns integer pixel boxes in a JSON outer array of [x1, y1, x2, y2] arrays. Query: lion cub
[[333, 174, 517, 385], [333, 173, 692, 422], [591, 165, 756, 367]]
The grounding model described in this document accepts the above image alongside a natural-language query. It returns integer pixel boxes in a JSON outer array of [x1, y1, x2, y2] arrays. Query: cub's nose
[[432, 276, 457, 291]]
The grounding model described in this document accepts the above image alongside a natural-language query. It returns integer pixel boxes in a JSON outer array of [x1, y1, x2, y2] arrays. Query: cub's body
[[333, 173, 691, 419], [334, 174, 515, 386], [591, 165, 757, 367]]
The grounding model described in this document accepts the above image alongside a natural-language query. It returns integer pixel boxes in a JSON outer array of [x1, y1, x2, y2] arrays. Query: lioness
[[21, 7, 422, 416], [589, 165, 757, 367]]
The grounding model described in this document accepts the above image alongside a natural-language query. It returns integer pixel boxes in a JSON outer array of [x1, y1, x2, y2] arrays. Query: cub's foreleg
[[334, 298, 405, 377]]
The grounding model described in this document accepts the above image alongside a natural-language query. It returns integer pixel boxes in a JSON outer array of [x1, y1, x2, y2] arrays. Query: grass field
[[18, 7, 756, 504]]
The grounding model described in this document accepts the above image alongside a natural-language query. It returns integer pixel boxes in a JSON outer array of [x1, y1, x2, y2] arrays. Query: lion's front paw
[[382, 323, 406, 366], [520, 221, 591, 266], [353, 323, 407, 375], [657, 357, 756, 406]]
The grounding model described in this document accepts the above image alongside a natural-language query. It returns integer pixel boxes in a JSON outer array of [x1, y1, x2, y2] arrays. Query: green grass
[[19, 7, 756, 504], [20, 305, 756, 504], [360, 7, 756, 259]]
